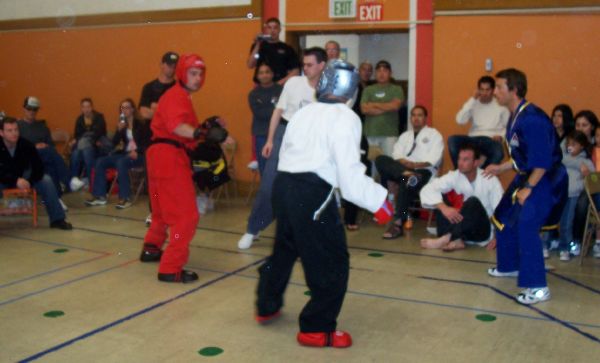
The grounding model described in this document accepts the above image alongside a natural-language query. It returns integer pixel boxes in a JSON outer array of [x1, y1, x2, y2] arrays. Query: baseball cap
[[375, 60, 392, 71], [23, 96, 40, 110], [162, 51, 179, 65]]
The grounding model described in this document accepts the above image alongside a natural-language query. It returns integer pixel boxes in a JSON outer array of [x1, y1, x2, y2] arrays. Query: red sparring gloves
[[374, 199, 393, 225]]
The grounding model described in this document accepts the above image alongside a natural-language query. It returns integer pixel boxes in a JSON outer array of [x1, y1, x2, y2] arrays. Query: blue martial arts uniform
[[492, 100, 567, 288]]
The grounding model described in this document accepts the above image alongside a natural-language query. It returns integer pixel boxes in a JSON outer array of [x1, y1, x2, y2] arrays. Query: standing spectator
[[375, 105, 444, 239], [85, 98, 150, 209], [0, 117, 73, 229], [17, 97, 81, 207], [69, 98, 107, 185], [420, 143, 503, 251], [485, 68, 567, 305], [247, 17, 300, 86], [448, 76, 510, 169], [360, 60, 404, 157], [556, 131, 594, 262], [325, 40, 340, 61], [237, 47, 327, 250], [139, 51, 179, 123], [248, 63, 282, 175]]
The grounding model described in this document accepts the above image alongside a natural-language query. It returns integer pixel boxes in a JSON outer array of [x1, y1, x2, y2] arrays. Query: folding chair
[[580, 172, 600, 265], [214, 138, 239, 202], [0, 189, 38, 227], [107, 166, 146, 204]]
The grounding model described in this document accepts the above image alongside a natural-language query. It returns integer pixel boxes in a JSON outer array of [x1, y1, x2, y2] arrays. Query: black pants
[[343, 135, 370, 225], [256, 172, 349, 333], [436, 196, 491, 242], [375, 155, 432, 221]]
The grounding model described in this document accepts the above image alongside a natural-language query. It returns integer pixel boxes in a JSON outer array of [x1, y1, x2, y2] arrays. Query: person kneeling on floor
[[419, 143, 504, 251], [0, 117, 72, 229], [255, 60, 393, 348]]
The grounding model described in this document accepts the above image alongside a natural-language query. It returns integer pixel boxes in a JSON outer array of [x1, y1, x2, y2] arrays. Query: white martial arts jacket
[[391, 126, 444, 176], [420, 168, 504, 241], [278, 102, 388, 213]]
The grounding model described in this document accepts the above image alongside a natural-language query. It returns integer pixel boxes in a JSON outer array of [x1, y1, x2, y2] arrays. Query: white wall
[[303, 33, 409, 81], [0, 0, 251, 21]]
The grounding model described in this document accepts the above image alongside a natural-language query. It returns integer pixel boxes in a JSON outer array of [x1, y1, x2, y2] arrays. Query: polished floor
[[1, 191, 600, 363]]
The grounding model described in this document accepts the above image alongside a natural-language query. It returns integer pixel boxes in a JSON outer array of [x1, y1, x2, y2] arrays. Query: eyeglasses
[[120, 105, 133, 110], [25, 107, 39, 112]]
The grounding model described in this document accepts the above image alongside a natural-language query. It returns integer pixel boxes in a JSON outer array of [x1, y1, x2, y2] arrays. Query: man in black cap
[[138, 51, 179, 225], [139, 51, 179, 123]]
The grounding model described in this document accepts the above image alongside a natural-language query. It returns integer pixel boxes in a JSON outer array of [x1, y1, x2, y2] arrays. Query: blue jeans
[[448, 135, 504, 169], [0, 174, 65, 224], [92, 153, 144, 200], [254, 135, 267, 176], [558, 196, 578, 252], [37, 146, 71, 195], [70, 146, 96, 180]]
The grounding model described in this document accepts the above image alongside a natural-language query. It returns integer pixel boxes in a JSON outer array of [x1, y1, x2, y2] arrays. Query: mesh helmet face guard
[[316, 60, 359, 103]]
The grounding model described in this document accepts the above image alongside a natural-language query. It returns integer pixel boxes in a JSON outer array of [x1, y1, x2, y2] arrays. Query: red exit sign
[[358, 3, 383, 21]]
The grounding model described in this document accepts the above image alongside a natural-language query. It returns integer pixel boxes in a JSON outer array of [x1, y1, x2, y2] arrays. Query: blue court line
[[0, 232, 108, 254], [0, 259, 138, 308], [18, 257, 266, 363], [191, 265, 600, 331], [548, 271, 600, 296], [418, 275, 600, 344]]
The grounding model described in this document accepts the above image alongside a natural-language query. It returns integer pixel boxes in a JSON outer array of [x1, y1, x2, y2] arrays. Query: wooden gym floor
[[1, 192, 600, 363]]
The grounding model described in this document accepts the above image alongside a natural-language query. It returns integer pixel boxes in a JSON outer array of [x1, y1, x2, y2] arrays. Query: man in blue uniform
[[484, 68, 567, 305]]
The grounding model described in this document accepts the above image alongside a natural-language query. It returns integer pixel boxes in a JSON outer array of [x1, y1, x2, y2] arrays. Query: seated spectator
[[556, 131, 594, 262], [0, 117, 72, 229], [325, 40, 341, 61], [85, 99, 150, 209], [419, 143, 503, 251], [375, 105, 444, 238], [69, 98, 108, 186], [551, 104, 574, 149], [361, 60, 404, 157], [17, 97, 83, 205], [448, 76, 509, 169], [248, 63, 282, 175]]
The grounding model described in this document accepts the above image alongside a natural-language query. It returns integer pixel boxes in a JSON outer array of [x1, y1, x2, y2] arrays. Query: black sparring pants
[[256, 172, 349, 333], [436, 196, 490, 242]]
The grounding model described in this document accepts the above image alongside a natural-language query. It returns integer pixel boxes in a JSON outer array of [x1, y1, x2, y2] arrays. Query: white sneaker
[[145, 213, 152, 227], [543, 248, 549, 259], [487, 267, 519, 278], [549, 239, 560, 251], [196, 194, 208, 215], [516, 287, 551, 305], [247, 160, 258, 170], [592, 243, 600, 258], [559, 251, 571, 262], [569, 241, 581, 256], [238, 233, 255, 249], [59, 198, 68, 212], [69, 177, 85, 192]]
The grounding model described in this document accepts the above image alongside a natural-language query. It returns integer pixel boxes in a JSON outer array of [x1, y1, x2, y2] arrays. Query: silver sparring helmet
[[316, 60, 359, 103]]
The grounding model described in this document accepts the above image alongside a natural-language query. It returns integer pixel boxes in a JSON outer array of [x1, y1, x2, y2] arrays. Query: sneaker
[[50, 219, 73, 230], [593, 243, 600, 259], [559, 251, 571, 262], [145, 213, 152, 226], [549, 239, 560, 251], [115, 199, 132, 209], [196, 194, 208, 215], [69, 177, 85, 192], [238, 233, 255, 249], [157, 270, 199, 283], [59, 198, 68, 212], [247, 160, 259, 170], [569, 241, 581, 256], [297, 331, 352, 348], [84, 197, 107, 206], [543, 248, 549, 259], [516, 287, 551, 305], [487, 267, 519, 278]]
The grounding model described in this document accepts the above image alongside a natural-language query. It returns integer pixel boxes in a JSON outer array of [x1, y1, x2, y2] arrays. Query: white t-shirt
[[276, 76, 316, 121], [278, 102, 387, 213], [455, 98, 510, 138]]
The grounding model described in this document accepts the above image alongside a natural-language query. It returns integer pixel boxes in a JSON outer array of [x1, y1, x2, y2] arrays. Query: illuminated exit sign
[[329, 0, 356, 18], [359, 2, 383, 21]]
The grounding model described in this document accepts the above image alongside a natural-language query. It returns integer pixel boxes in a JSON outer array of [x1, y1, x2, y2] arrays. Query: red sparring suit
[[143, 83, 200, 275]]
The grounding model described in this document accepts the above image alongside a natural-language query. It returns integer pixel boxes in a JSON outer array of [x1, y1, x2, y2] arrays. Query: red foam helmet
[[176, 54, 206, 87]]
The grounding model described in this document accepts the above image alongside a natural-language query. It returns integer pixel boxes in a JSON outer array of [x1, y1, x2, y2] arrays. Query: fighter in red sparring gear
[[255, 60, 393, 348], [139, 54, 207, 283]]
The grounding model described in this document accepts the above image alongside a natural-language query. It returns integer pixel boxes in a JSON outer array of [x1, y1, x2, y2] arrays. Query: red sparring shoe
[[256, 311, 281, 325], [297, 331, 352, 348]]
